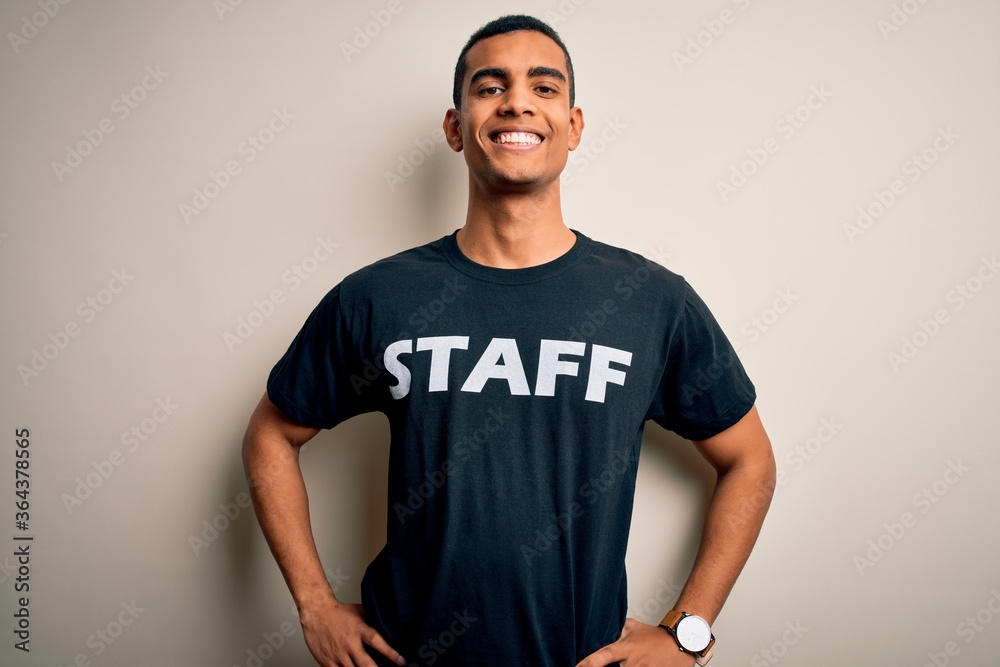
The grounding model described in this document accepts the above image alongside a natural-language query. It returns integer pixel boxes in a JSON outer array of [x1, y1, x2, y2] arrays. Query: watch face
[[676, 615, 711, 653]]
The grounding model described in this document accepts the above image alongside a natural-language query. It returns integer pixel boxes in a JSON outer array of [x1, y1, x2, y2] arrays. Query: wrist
[[659, 609, 715, 665], [294, 583, 339, 614], [663, 598, 717, 627]]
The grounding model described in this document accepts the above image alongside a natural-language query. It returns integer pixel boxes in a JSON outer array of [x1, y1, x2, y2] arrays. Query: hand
[[576, 618, 696, 667], [299, 597, 406, 667]]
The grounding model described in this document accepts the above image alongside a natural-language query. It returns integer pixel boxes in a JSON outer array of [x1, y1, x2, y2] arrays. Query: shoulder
[[580, 232, 690, 295], [579, 233, 731, 333], [335, 234, 450, 303]]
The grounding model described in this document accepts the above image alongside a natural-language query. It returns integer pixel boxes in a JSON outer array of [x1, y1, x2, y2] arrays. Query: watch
[[659, 609, 715, 666]]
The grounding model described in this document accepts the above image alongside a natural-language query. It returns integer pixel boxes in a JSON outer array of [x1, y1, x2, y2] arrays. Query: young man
[[243, 14, 775, 667]]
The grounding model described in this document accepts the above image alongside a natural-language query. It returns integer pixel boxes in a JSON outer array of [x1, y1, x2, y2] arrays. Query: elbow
[[719, 433, 777, 498], [760, 437, 777, 481], [752, 434, 777, 496]]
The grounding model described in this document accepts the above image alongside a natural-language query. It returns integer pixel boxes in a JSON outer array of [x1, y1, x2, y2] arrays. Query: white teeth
[[496, 131, 541, 145]]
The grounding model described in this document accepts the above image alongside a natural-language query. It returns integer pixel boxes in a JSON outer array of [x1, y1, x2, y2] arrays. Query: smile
[[491, 131, 543, 145]]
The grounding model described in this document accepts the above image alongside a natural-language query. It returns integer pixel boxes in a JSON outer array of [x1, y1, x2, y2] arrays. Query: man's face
[[444, 30, 584, 193]]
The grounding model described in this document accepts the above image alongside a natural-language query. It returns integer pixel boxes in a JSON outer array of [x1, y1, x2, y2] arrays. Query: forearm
[[580, 439, 775, 667], [242, 419, 334, 612], [672, 452, 776, 625]]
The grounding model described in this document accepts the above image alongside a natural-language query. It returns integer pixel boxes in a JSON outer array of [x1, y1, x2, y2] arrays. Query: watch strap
[[659, 609, 684, 629]]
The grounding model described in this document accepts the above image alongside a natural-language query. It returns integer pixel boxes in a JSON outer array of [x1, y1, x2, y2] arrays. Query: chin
[[495, 177, 548, 192], [489, 168, 551, 188]]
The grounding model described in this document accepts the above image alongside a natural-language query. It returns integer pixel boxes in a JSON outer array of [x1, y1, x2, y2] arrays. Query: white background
[[2, 0, 999, 665]]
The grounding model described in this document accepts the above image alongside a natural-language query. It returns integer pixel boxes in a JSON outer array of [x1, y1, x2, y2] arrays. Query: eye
[[479, 86, 503, 96], [536, 86, 555, 94]]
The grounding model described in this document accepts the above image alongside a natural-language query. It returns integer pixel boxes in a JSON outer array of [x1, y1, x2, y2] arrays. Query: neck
[[458, 177, 575, 268]]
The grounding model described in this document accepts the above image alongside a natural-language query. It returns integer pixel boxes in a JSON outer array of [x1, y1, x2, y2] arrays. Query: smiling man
[[242, 14, 776, 667]]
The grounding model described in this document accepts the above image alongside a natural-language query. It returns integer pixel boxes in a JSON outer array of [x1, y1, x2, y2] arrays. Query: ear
[[567, 106, 585, 151], [443, 109, 463, 152]]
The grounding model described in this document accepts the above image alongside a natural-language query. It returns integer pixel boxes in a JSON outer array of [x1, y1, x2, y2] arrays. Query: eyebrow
[[469, 65, 567, 87]]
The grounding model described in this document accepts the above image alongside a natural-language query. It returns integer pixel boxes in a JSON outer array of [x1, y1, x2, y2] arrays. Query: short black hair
[[452, 14, 575, 110]]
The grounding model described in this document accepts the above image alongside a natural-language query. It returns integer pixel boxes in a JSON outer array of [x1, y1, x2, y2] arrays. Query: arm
[[577, 404, 776, 667], [242, 392, 406, 667], [671, 403, 776, 625]]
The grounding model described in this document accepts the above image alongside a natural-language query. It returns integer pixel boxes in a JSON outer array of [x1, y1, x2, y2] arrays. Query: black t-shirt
[[267, 229, 755, 666]]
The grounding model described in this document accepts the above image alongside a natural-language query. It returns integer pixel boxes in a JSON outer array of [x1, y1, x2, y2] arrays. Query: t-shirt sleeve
[[644, 280, 756, 441], [266, 283, 378, 429]]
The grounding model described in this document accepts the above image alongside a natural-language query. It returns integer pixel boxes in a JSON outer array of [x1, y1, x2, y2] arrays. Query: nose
[[498, 81, 535, 116]]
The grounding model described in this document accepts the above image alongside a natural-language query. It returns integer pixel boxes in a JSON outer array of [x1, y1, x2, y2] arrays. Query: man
[[242, 14, 775, 667]]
